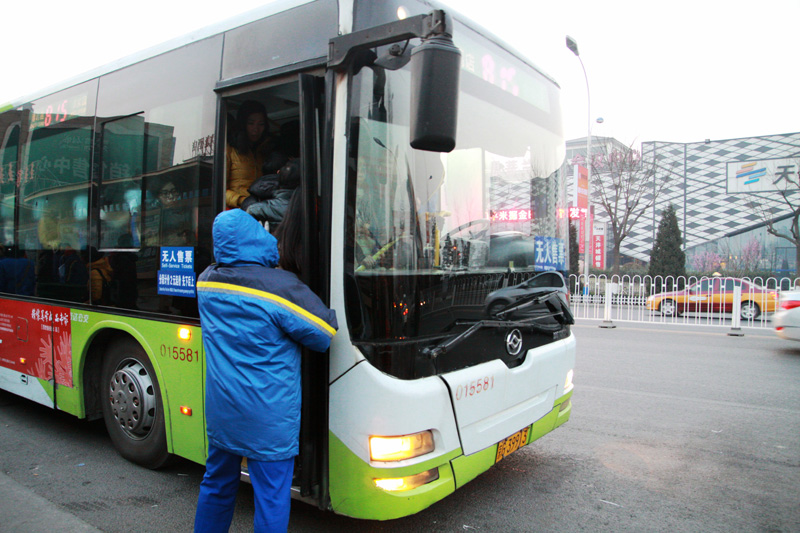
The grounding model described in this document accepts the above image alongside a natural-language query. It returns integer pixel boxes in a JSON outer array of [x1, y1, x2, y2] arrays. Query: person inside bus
[[55, 243, 89, 300], [354, 221, 381, 270], [239, 151, 285, 220], [82, 247, 114, 305], [194, 208, 337, 533], [225, 100, 272, 209], [243, 159, 300, 232], [272, 189, 304, 276], [156, 180, 192, 245], [142, 180, 191, 248], [0, 245, 35, 296]]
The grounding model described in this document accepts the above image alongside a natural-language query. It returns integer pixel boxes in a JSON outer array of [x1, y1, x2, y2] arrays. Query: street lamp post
[[566, 35, 592, 280]]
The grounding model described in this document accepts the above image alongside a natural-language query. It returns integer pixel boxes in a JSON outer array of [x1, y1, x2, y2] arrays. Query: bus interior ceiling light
[[370, 430, 435, 461]]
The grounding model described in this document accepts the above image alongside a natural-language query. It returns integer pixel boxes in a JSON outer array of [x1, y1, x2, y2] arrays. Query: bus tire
[[100, 337, 171, 469]]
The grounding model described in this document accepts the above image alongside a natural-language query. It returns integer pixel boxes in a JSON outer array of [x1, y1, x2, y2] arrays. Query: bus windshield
[[345, 20, 569, 377]]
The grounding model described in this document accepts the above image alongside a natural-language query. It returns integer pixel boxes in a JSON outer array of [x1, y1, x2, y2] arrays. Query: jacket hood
[[212, 209, 279, 267]]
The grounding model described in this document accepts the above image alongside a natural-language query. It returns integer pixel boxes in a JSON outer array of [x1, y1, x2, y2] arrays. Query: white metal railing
[[568, 274, 798, 329]]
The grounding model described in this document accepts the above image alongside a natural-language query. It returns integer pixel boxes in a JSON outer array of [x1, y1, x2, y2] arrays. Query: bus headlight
[[564, 369, 574, 392], [374, 468, 439, 492], [370, 430, 434, 461]]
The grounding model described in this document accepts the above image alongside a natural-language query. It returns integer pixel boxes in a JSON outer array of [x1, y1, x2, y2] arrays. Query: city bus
[[0, 0, 575, 520]]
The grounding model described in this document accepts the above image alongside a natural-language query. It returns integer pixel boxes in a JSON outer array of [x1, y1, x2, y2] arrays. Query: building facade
[[565, 132, 800, 273]]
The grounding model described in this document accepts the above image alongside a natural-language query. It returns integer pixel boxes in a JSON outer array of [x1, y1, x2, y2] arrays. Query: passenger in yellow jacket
[[85, 248, 114, 304], [226, 100, 270, 208]]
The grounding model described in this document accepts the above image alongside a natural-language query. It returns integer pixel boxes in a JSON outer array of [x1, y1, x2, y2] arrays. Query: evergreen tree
[[569, 221, 580, 275], [649, 204, 686, 286]]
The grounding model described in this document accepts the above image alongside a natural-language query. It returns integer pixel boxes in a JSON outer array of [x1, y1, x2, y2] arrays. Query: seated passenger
[[354, 222, 380, 270], [157, 180, 191, 245], [57, 244, 89, 286], [143, 180, 192, 246], [82, 247, 114, 305]]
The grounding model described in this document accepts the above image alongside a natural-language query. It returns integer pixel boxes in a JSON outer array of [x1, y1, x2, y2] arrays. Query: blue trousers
[[194, 444, 294, 533]]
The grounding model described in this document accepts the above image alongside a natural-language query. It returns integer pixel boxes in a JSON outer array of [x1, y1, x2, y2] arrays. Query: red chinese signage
[[0, 300, 73, 388], [570, 205, 591, 254], [574, 165, 588, 210], [592, 234, 605, 269], [568, 206, 587, 220], [491, 209, 533, 222]]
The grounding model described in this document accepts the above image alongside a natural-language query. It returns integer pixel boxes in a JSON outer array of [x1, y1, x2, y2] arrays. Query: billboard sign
[[727, 158, 798, 193], [592, 234, 605, 269], [573, 165, 588, 209], [534, 236, 566, 272]]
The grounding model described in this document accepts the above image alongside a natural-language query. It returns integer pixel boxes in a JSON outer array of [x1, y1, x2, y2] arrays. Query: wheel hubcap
[[108, 360, 156, 439]]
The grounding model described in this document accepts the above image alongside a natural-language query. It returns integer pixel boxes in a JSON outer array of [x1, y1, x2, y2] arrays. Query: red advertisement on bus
[[0, 300, 73, 387]]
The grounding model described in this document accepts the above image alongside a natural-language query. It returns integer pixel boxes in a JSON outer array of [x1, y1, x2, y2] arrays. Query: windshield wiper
[[422, 291, 574, 360], [422, 314, 568, 360], [493, 289, 574, 324]]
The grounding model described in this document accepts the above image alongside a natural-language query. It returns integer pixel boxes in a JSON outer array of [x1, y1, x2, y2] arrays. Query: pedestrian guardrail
[[568, 274, 797, 330]]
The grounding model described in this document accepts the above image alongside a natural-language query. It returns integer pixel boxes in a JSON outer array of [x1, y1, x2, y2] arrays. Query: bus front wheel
[[100, 338, 171, 469]]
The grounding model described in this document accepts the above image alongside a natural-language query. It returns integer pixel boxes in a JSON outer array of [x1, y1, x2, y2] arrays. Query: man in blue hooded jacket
[[194, 209, 337, 532]]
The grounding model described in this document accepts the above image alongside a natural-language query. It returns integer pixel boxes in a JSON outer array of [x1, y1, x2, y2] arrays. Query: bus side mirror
[[409, 35, 461, 152]]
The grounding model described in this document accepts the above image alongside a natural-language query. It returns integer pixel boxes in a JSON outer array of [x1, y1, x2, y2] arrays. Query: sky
[[2, 0, 798, 147]]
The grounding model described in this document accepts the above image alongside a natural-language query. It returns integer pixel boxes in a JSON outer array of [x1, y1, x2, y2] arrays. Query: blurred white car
[[774, 290, 800, 340]]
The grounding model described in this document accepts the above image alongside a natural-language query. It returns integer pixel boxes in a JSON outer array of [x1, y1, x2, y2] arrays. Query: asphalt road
[[1, 321, 799, 532]]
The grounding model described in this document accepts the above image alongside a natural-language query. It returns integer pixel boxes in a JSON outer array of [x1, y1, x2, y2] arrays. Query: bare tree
[[716, 238, 763, 275], [588, 142, 675, 275], [745, 157, 800, 273]]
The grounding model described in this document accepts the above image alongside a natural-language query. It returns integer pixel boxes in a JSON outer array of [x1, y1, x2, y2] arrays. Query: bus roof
[[2, 0, 559, 111], [1, 0, 314, 110]]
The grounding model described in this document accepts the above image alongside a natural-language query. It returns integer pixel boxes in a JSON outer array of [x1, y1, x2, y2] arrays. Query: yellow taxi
[[646, 277, 777, 319]]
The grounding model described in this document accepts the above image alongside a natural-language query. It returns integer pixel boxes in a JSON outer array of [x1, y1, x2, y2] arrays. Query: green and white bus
[[0, 0, 574, 520]]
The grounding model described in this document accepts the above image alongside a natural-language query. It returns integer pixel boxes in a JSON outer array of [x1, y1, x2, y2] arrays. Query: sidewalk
[[0, 471, 101, 532]]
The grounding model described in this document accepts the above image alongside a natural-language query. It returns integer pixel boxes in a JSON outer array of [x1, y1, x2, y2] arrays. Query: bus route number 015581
[[160, 344, 197, 362], [455, 376, 495, 401]]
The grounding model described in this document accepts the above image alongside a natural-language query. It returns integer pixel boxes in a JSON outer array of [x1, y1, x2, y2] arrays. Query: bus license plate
[[495, 426, 530, 463]]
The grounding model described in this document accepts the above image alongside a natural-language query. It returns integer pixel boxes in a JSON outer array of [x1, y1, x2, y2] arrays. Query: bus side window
[[100, 115, 145, 251], [17, 81, 97, 302], [0, 115, 20, 249], [96, 39, 218, 316]]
